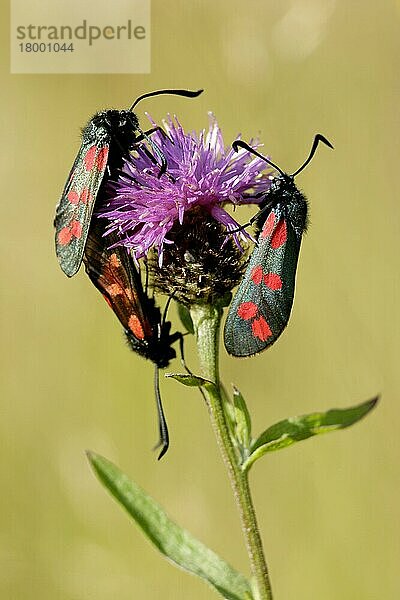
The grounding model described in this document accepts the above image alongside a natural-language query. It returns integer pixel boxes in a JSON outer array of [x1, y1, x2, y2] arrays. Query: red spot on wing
[[96, 147, 108, 171], [70, 220, 82, 239], [67, 190, 79, 205], [125, 288, 134, 301], [271, 220, 287, 249], [252, 316, 272, 341], [84, 145, 97, 171], [261, 212, 276, 239], [237, 302, 258, 320], [58, 227, 73, 246], [106, 283, 124, 297], [263, 273, 282, 290], [110, 253, 121, 268], [128, 315, 145, 340], [80, 188, 93, 204], [251, 265, 263, 285], [57, 219, 82, 246]]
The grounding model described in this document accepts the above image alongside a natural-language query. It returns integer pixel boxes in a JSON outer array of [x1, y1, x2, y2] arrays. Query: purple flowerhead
[[98, 113, 271, 305]]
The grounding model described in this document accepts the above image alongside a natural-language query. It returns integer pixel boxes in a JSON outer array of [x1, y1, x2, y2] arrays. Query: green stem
[[190, 303, 273, 600]]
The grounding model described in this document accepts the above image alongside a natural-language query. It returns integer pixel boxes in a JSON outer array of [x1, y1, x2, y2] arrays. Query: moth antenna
[[232, 140, 286, 177], [129, 88, 203, 111], [291, 134, 334, 177], [153, 366, 169, 460]]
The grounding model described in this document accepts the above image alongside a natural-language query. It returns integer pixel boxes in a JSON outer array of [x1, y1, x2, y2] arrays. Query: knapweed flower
[[98, 114, 271, 305]]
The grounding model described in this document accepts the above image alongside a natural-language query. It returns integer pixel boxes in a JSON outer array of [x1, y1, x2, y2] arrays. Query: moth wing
[[83, 223, 153, 343], [224, 211, 301, 357], [55, 141, 110, 277]]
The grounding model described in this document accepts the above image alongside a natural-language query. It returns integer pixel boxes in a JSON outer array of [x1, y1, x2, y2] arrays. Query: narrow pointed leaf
[[244, 397, 379, 471], [88, 452, 253, 600], [232, 386, 252, 452], [177, 302, 195, 334], [165, 373, 214, 387], [224, 400, 237, 440]]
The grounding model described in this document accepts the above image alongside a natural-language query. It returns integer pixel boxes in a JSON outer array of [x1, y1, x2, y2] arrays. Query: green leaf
[[244, 397, 379, 471], [88, 452, 253, 600], [224, 387, 252, 463], [232, 386, 252, 453], [177, 303, 195, 334], [165, 373, 214, 387], [224, 399, 237, 440]]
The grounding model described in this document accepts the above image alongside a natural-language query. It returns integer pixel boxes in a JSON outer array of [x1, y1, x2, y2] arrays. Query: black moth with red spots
[[224, 134, 333, 357], [54, 88, 203, 278], [83, 220, 183, 459]]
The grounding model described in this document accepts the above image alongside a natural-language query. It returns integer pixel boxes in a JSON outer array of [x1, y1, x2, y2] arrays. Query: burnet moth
[[54, 88, 203, 278], [224, 134, 333, 357], [83, 220, 184, 459]]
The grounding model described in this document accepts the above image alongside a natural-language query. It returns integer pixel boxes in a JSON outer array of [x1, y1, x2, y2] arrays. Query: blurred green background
[[1, 1, 399, 598]]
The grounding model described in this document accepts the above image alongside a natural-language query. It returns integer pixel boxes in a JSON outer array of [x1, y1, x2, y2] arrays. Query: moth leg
[[226, 200, 275, 236], [153, 366, 169, 460], [136, 126, 173, 145], [135, 128, 168, 177]]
